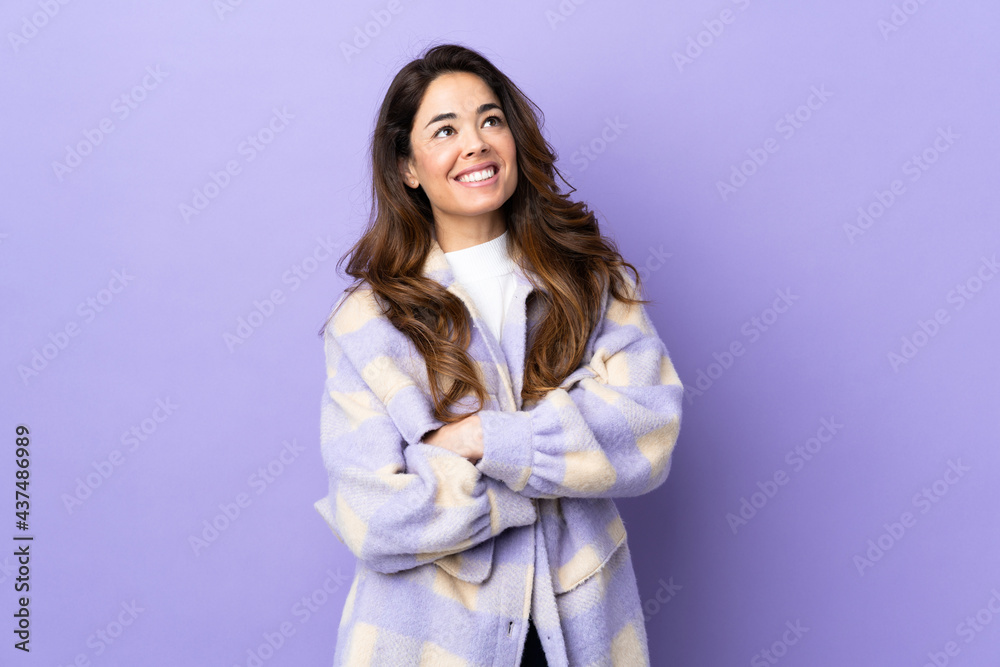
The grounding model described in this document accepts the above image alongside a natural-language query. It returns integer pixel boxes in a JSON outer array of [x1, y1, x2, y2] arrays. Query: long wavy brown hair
[[319, 42, 648, 423]]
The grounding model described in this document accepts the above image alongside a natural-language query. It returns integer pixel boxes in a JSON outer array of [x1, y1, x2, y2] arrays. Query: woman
[[314, 43, 683, 666]]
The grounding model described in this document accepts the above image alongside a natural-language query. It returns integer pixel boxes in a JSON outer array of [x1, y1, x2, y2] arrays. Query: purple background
[[3, 1, 999, 665]]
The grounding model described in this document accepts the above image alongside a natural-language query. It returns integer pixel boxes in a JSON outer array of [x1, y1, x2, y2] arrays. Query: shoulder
[[604, 267, 644, 322], [325, 285, 389, 341], [595, 266, 660, 347], [323, 286, 431, 393]]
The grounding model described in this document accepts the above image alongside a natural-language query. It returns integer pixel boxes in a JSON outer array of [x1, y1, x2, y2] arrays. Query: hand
[[421, 414, 483, 464]]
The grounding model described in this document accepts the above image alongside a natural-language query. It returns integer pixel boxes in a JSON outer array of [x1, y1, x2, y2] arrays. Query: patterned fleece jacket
[[313, 236, 684, 666]]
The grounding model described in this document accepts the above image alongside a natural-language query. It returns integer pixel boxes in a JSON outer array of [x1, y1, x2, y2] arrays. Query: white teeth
[[458, 167, 496, 182]]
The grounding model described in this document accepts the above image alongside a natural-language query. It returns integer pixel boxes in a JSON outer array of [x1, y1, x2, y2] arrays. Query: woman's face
[[401, 71, 518, 232]]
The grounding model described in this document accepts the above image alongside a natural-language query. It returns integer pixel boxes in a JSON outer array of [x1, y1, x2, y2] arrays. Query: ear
[[398, 157, 417, 189]]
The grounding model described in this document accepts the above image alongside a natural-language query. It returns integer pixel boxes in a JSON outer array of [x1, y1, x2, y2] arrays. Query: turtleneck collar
[[442, 230, 516, 283]]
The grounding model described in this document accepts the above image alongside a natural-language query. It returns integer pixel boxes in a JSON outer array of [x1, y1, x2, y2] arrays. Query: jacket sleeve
[[313, 300, 537, 575], [474, 271, 683, 499]]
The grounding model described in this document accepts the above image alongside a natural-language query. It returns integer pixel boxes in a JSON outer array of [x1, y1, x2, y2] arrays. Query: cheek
[[413, 149, 446, 179], [504, 145, 518, 181], [500, 134, 517, 161], [428, 153, 459, 181]]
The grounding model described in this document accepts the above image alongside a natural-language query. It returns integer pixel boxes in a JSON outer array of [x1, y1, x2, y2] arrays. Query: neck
[[432, 215, 506, 253]]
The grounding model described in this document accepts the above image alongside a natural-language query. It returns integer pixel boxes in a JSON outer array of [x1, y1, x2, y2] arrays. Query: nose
[[465, 142, 488, 158], [463, 128, 490, 156]]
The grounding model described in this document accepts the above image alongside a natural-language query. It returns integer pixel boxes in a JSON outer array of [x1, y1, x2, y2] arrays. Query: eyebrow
[[424, 103, 503, 129]]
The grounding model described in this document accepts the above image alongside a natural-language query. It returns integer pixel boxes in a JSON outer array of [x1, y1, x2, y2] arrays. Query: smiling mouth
[[456, 166, 497, 183]]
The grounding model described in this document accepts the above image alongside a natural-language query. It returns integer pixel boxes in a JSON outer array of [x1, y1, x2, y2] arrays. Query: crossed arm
[[436, 278, 683, 499], [314, 277, 683, 573]]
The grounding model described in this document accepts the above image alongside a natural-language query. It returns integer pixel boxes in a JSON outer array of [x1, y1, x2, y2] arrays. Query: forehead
[[416, 71, 498, 118]]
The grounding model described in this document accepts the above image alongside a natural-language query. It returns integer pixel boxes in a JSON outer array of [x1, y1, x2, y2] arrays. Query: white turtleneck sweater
[[442, 229, 518, 345]]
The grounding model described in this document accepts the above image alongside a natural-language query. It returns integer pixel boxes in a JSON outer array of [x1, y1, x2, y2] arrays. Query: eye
[[433, 114, 505, 139]]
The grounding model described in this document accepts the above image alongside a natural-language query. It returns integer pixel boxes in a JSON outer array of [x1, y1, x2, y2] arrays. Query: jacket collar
[[419, 232, 541, 411]]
